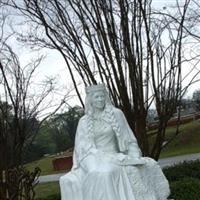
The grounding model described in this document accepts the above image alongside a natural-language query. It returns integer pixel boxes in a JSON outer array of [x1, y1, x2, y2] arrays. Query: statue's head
[[85, 84, 111, 115]]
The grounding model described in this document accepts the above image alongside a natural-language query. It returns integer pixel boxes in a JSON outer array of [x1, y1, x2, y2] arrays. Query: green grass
[[160, 120, 200, 158], [25, 156, 67, 176], [26, 120, 200, 175], [35, 182, 60, 199]]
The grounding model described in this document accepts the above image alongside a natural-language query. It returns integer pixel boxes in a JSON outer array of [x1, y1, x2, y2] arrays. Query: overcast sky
[[2, 0, 200, 111]]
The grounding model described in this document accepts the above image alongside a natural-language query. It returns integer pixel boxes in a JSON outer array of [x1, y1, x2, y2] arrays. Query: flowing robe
[[60, 108, 170, 200]]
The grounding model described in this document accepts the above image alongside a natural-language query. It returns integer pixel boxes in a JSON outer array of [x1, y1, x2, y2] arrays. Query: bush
[[163, 160, 200, 182], [169, 177, 200, 200], [163, 160, 200, 199]]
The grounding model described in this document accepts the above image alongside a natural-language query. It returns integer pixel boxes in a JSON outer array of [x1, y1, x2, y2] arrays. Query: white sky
[[2, 0, 200, 113]]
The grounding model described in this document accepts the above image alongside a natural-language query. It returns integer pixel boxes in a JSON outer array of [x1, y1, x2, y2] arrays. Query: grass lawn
[[160, 120, 200, 158], [35, 182, 60, 200], [25, 156, 67, 176]]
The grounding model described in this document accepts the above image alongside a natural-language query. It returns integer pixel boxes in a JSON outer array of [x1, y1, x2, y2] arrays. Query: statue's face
[[91, 90, 106, 110]]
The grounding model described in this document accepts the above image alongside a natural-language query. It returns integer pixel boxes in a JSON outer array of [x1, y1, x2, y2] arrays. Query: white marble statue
[[60, 84, 170, 200]]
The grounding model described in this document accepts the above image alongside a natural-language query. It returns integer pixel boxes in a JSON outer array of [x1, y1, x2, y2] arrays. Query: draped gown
[[60, 108, 170, 200]]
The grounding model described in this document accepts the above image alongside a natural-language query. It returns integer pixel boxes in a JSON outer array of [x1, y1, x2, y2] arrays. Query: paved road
[[38, 153, 200, 183], [38, 173, 66, 183], [158, 152, 200, 167]]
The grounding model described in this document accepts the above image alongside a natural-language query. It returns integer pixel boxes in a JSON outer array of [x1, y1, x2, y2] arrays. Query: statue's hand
[[119, 156, 146, 166], [116, 153, 127, 162], [116, 155, 146, 166], [113, 154, 145, 166]]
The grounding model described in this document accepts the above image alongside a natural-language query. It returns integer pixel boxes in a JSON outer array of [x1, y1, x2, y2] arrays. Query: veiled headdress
[[84, 84, 111, 115], [85, 84, 106, 94]]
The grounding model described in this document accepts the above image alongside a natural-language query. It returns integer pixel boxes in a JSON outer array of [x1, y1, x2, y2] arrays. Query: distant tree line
[[147, 89, 200, 122], [24, 106, 84, 163], [192, 89, 200, 112]]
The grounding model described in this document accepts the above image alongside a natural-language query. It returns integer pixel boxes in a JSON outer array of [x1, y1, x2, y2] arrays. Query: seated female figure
[[60, 84, 170, 200]]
